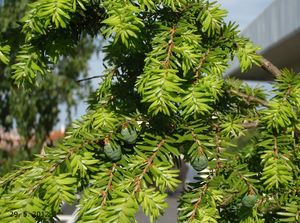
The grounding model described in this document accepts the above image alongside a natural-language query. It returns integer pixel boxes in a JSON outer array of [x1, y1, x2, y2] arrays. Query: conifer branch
[[101, 163, 117, 207], [283, 84, 293, 101], [192, 131, 205, 155], [134, 139, 165, 192], [162, 27, 176, 68], [214, 125, 222, 175], [0, 166, 32, 187], [260, 57, 281, 78], [189, 184, 208, 221], [238, 173, 255, 194], [195, 49, 210, 79], [28, 136, 100, 195], [274, 135, 279, 157], [3, 135, 102, 197], [229, 88, 270, 107]]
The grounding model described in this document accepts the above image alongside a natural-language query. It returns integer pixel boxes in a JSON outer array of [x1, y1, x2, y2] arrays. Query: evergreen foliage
[[0, 0, 96, 174], [0, 0, 299, 222]]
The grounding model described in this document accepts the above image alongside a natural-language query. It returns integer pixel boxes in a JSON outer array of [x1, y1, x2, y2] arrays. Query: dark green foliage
[[0, 0, 299, 222]]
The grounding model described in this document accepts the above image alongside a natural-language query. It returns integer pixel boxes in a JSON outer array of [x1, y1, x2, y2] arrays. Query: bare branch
[[229, 89, 270, 108], [260, 57, 281, 78], [76, 75, 104, 83], [242, 122, 259, 129]]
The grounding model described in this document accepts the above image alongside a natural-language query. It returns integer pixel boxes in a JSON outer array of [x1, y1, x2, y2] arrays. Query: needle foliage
[[0, 0, 95, 174], [0, 0, 299, 222]]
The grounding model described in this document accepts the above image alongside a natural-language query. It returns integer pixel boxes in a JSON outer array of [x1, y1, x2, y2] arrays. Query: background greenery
[[0, 0, 96, 174]]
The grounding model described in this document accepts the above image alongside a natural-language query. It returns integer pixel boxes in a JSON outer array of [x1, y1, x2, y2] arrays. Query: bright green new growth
[[0, 0, 299, 223]]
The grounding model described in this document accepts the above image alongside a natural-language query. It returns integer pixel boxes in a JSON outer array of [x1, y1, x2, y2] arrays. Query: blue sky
[[58, 0, 274, 127], [219, 0, 273, 29]]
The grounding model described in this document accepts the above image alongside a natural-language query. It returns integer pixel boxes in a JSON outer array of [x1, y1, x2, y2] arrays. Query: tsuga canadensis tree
[[0, 0, 299, 222]]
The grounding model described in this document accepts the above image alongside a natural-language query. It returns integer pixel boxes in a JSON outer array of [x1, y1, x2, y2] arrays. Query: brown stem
[[274, 135, 279, 158], [194, 49, 210, 79], [214, 125, 222, 175], [189, 184, 208, 221], [260, 57, 281, 78], [283, 85, 292, 101], [229, 89, 270, 108], [134, 140, 165, 192], [101, 163, 117, 207], [162, 27, 176, 68], [192, 131, 205, 155], [238, 173, 255, 194], [242, 121, 259, 129]]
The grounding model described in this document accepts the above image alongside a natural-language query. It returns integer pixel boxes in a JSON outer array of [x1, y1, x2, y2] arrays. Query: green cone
[[242, 194, 257, 208], [104, 142, 122, 161], [121, 127, 137, 144], [191, 155, 208, 171]]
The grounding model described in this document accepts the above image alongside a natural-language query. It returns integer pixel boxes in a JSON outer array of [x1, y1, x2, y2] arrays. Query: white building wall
[[227, 0, 300, 80]]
